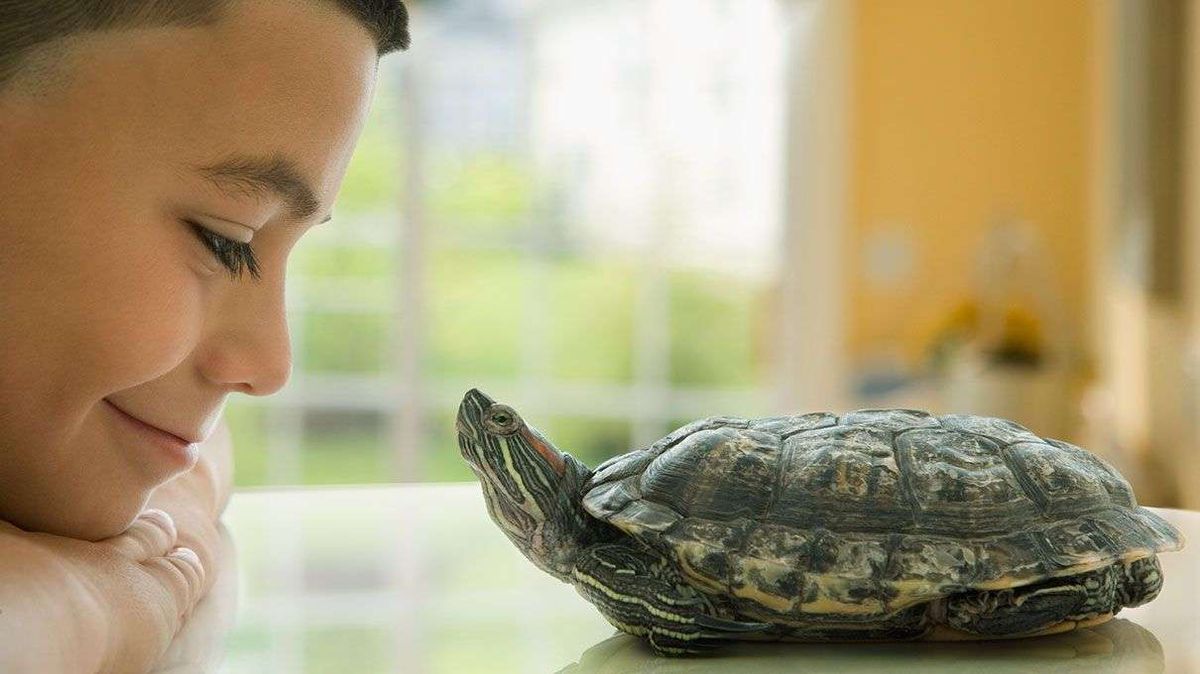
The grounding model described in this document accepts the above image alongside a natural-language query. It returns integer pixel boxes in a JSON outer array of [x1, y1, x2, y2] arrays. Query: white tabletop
[[151, 485, 1200, 674]]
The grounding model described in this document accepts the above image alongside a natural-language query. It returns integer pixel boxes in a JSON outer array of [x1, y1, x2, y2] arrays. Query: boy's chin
[[1, 489, 150, 542]]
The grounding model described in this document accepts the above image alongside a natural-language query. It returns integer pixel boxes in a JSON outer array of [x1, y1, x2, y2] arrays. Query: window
[[227, 0, 797, 487]]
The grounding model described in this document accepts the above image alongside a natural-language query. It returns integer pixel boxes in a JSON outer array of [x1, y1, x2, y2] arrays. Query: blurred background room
[[217, 0, 1200, 669]]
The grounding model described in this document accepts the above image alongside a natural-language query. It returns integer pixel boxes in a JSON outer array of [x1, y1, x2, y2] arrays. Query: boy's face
[[0, 1, 379, 539]]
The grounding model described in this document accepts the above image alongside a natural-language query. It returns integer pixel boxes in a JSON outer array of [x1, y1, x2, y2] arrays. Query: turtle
[[455, 389, 1185, 656]]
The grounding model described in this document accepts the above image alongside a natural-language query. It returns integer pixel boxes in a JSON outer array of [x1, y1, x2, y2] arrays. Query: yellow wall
[[848, 0, 1095, 367]]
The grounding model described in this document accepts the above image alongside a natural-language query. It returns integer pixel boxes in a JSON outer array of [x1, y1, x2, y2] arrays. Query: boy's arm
[[0, 526, 110, 672]]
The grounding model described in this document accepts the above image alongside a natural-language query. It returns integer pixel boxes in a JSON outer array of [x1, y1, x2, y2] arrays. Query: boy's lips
[[102, 399, 201, 445]]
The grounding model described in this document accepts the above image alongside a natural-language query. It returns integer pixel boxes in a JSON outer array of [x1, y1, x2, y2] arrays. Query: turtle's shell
[[581, 409, 1183, 620]]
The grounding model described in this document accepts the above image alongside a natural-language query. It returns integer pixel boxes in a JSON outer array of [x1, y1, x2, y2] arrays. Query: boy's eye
[[187, 222, 262, 280]]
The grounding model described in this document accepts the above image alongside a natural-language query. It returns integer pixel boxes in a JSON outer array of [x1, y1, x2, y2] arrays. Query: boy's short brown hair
[[0, 0, 410, 94]]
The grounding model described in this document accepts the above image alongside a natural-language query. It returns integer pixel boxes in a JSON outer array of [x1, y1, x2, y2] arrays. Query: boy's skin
[[0, 1, 381, 670]]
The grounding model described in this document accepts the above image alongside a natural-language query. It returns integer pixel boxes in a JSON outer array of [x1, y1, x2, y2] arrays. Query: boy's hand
[[1, 509, 205, 673], [152, 520, 238, 673], [92, 509, 207, 673]]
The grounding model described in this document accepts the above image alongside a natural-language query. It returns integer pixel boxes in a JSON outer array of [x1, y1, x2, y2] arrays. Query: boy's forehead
[[4, 1, 376, 209]]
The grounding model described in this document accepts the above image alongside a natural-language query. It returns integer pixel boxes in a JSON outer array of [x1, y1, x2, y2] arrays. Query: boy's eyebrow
[[192, 152, 333, 224]]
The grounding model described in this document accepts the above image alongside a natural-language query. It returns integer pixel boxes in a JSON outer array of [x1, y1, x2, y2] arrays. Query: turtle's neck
[[528, 454, 624, 582]]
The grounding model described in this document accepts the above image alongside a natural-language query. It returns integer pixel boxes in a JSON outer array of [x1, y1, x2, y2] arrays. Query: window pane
[[300, 410, 391, 484], [542, 416, 633, 468], [292, 245, 395, 279], [302, 312, 393, 374], [428, 154, 535, 239], [668, 269, 766, 387], [547, 258, 636, 384], [226, 402, 268, 487], [426, 249, 525, 379], [423, 409, 474, 482]]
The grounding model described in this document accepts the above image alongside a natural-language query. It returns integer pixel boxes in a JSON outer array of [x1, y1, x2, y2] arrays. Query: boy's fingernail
[[140, 508, 174, 529], [169, 546, 201, 565]]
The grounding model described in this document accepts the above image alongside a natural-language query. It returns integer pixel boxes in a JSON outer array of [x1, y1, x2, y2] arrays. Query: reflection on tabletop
[[557, 619, 1164, 674], [151, 521, 239, 674], [176, 489, 1199, 672]]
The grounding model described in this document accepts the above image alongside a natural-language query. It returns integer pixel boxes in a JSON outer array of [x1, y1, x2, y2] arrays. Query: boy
[[0, 1, 409, 670]]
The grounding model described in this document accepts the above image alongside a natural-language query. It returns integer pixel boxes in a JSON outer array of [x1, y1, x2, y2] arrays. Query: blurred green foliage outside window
[[224, 1, 783, 487]]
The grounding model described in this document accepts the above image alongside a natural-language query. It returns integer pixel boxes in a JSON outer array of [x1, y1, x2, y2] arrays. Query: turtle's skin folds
[[457, 390, 1185, 656]]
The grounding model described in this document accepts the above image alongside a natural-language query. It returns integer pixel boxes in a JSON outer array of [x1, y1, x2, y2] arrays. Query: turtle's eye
[[483, 404, 522, 435]]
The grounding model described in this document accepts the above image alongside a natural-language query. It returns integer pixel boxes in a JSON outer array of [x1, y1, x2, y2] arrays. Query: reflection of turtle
[[555, 619, 1165, 674], [457, 389, 1184, 656]]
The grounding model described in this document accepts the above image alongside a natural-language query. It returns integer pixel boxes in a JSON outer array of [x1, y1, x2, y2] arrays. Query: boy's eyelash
[[186, 222, 262, 280]]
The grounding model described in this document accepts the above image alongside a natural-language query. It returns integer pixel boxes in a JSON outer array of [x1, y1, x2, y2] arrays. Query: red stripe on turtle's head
[[519, 425, 566, 477]]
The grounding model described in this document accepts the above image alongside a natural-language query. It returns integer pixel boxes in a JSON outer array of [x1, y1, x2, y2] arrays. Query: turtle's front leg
[[570, 542, 767, 656]]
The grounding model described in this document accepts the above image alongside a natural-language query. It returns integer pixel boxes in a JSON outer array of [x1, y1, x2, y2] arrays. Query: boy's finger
[[166, 546, 205, 609], [102, 508, 178, 560], [142, 547, 206, 619]]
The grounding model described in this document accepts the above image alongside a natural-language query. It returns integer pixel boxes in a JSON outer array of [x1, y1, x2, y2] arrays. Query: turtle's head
[[457, 388, 594, 580]]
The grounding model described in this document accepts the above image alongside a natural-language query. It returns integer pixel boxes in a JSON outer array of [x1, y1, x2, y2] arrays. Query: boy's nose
[[199, 279, 293, 396]]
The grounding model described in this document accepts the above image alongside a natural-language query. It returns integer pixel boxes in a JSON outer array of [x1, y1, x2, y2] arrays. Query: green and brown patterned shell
[[581, 409, 1184, 620]]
